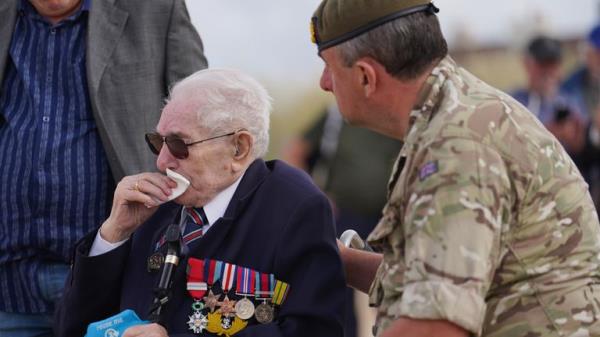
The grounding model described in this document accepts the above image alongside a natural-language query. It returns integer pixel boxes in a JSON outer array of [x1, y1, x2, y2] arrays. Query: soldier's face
[[28, 0, 82, 23], [319, 48, 365, 125]]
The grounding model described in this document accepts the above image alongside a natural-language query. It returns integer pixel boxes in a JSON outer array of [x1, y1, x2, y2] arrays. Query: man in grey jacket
[[0, 0, 207, 335]]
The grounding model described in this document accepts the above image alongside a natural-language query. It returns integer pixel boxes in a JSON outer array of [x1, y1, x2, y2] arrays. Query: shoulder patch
[[419, 161, 438, 181]]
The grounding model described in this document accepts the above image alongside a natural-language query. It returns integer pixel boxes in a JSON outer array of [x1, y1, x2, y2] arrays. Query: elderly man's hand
[[100, 173, 177, 243], [122, 323, 168, 337]]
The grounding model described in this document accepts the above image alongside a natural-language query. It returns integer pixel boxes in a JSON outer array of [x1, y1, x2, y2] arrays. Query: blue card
[[85, 309, 148, 337]]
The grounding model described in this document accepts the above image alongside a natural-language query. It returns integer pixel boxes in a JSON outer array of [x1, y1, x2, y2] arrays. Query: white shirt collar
[[179, 173, 244, 232]]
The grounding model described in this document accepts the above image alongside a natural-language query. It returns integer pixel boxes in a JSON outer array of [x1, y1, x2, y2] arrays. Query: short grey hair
[[336, 12, 448, 80], [168, 68, 272, 158]]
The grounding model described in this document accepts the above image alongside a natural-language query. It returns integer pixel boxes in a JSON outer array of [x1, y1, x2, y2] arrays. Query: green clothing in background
[[303, 105, 403, 218]]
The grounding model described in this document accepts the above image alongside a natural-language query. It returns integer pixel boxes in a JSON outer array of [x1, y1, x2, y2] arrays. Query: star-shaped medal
[[187, 311, 208, 334], [217, 295, 237, 318], [203, 289, 220, 312]]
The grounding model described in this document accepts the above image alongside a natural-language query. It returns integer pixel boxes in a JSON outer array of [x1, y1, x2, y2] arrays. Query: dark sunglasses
[[144, 130, 239, 159]]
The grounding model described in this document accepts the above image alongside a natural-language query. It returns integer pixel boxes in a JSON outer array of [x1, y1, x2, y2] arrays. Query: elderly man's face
[[155, 99, 237, 207]]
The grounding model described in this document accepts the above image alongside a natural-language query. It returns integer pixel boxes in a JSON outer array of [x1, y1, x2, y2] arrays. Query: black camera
[[554, 104, 572, 123]]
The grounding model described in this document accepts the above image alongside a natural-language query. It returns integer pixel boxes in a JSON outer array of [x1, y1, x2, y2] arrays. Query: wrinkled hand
[[100, 173, 177, 243], [123, 323, 168, 337]]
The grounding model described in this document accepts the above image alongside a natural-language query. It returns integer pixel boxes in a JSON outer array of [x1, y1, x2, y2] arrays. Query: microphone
[[148, 224, 182, 324], [158, 224, 181, 290]]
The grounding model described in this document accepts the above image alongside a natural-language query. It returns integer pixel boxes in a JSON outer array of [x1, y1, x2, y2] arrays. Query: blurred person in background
[[512, 36, 585, 153], [562, 24, 600, 120], [511, 36, 586, 164], [0, 0, 206, 336], [284, 103, 402, 337], [562, 25, 600, 211]]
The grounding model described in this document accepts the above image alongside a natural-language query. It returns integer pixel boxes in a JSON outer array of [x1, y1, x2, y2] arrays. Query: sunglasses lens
[[165, 136, 189, 159], [145, 133, 163, 155]]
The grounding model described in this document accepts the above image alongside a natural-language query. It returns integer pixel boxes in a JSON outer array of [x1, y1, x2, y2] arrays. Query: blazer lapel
[[0, 0, 17, 88], [86, 0, 128, 95]]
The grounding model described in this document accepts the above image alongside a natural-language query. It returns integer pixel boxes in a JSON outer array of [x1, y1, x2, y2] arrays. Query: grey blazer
[[0, 0, 208, 181]]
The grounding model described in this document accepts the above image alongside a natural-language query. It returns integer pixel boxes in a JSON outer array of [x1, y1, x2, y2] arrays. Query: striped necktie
[[183, 207, 209, 246]]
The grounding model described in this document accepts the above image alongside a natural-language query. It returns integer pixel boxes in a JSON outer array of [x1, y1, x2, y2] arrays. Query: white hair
[[168, 68, 272, 158]]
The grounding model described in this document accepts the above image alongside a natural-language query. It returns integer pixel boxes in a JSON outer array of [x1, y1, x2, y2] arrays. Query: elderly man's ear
[[231, 131, 254, 172]]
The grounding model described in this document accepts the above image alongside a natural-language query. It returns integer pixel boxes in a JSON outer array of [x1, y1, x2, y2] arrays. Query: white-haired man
[[54, 69, 346, 337]]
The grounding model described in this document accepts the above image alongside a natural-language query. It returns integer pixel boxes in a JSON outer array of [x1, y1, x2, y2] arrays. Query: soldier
[[310, 0, 600, 336]]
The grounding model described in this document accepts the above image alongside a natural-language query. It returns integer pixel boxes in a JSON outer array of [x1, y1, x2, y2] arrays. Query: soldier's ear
[[355, 59, 377, 98]]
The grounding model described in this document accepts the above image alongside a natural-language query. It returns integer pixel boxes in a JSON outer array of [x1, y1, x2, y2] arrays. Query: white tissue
[[166, 168, 190, 201]]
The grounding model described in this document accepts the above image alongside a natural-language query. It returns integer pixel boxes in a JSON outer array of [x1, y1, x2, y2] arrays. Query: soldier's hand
[[100, 173, 177, 243], [123, 323, 168, 337]]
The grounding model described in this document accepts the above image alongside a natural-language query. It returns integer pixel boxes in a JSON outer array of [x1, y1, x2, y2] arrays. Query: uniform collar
[[403, 55, 457, 145], [385, 55, 457, 196]]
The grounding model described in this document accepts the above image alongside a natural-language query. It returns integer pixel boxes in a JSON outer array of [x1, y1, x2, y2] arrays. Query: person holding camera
[[512, 36, 586, 156]]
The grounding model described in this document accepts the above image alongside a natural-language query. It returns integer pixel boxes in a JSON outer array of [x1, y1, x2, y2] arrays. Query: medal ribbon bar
[[236, 267, 255, 296], [221, 262, 237, 293], [271, 280, 290, 306]]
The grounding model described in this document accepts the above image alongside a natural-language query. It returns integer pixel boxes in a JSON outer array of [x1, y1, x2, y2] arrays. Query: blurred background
[[186, 1, 600, 336], [187, 0, 599, 157]]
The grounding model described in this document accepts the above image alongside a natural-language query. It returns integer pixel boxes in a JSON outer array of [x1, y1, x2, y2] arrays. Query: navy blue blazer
[[54, 159, 346, 337]]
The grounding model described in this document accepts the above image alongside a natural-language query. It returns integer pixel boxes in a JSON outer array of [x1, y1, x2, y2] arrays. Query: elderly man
[[311, 0, 600, 337], [54, 69, 345, 337]]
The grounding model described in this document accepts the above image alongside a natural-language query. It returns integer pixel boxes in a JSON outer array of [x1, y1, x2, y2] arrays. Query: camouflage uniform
[[367, 56, 600, 337]]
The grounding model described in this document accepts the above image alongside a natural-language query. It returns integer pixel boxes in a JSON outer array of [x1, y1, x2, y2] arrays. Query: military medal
[[234, 267, 256, 320], [203, 259, 223, 313], [217, 263, 238, 330], [254, 302, 274, 324], [234, 298, 254, 320], [218, 295, 237, 318], [206, 312, 248, 337], [254, 273, 275, 324], [147, 252, 164, 273], [186, 258, 208, 334], [203, 289, 220, 313], [187, 312, 208, 334]]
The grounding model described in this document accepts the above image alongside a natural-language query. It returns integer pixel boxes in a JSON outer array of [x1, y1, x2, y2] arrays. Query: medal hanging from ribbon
[[218, 263, 237, 318], [186, 258, 208, 334], [203, 259, 222, 313], [254, 273, 275, 324], [234, 267, 256, 320]]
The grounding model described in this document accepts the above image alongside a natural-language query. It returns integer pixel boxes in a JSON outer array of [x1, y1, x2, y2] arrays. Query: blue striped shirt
[[0, 0, 113, 313]]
